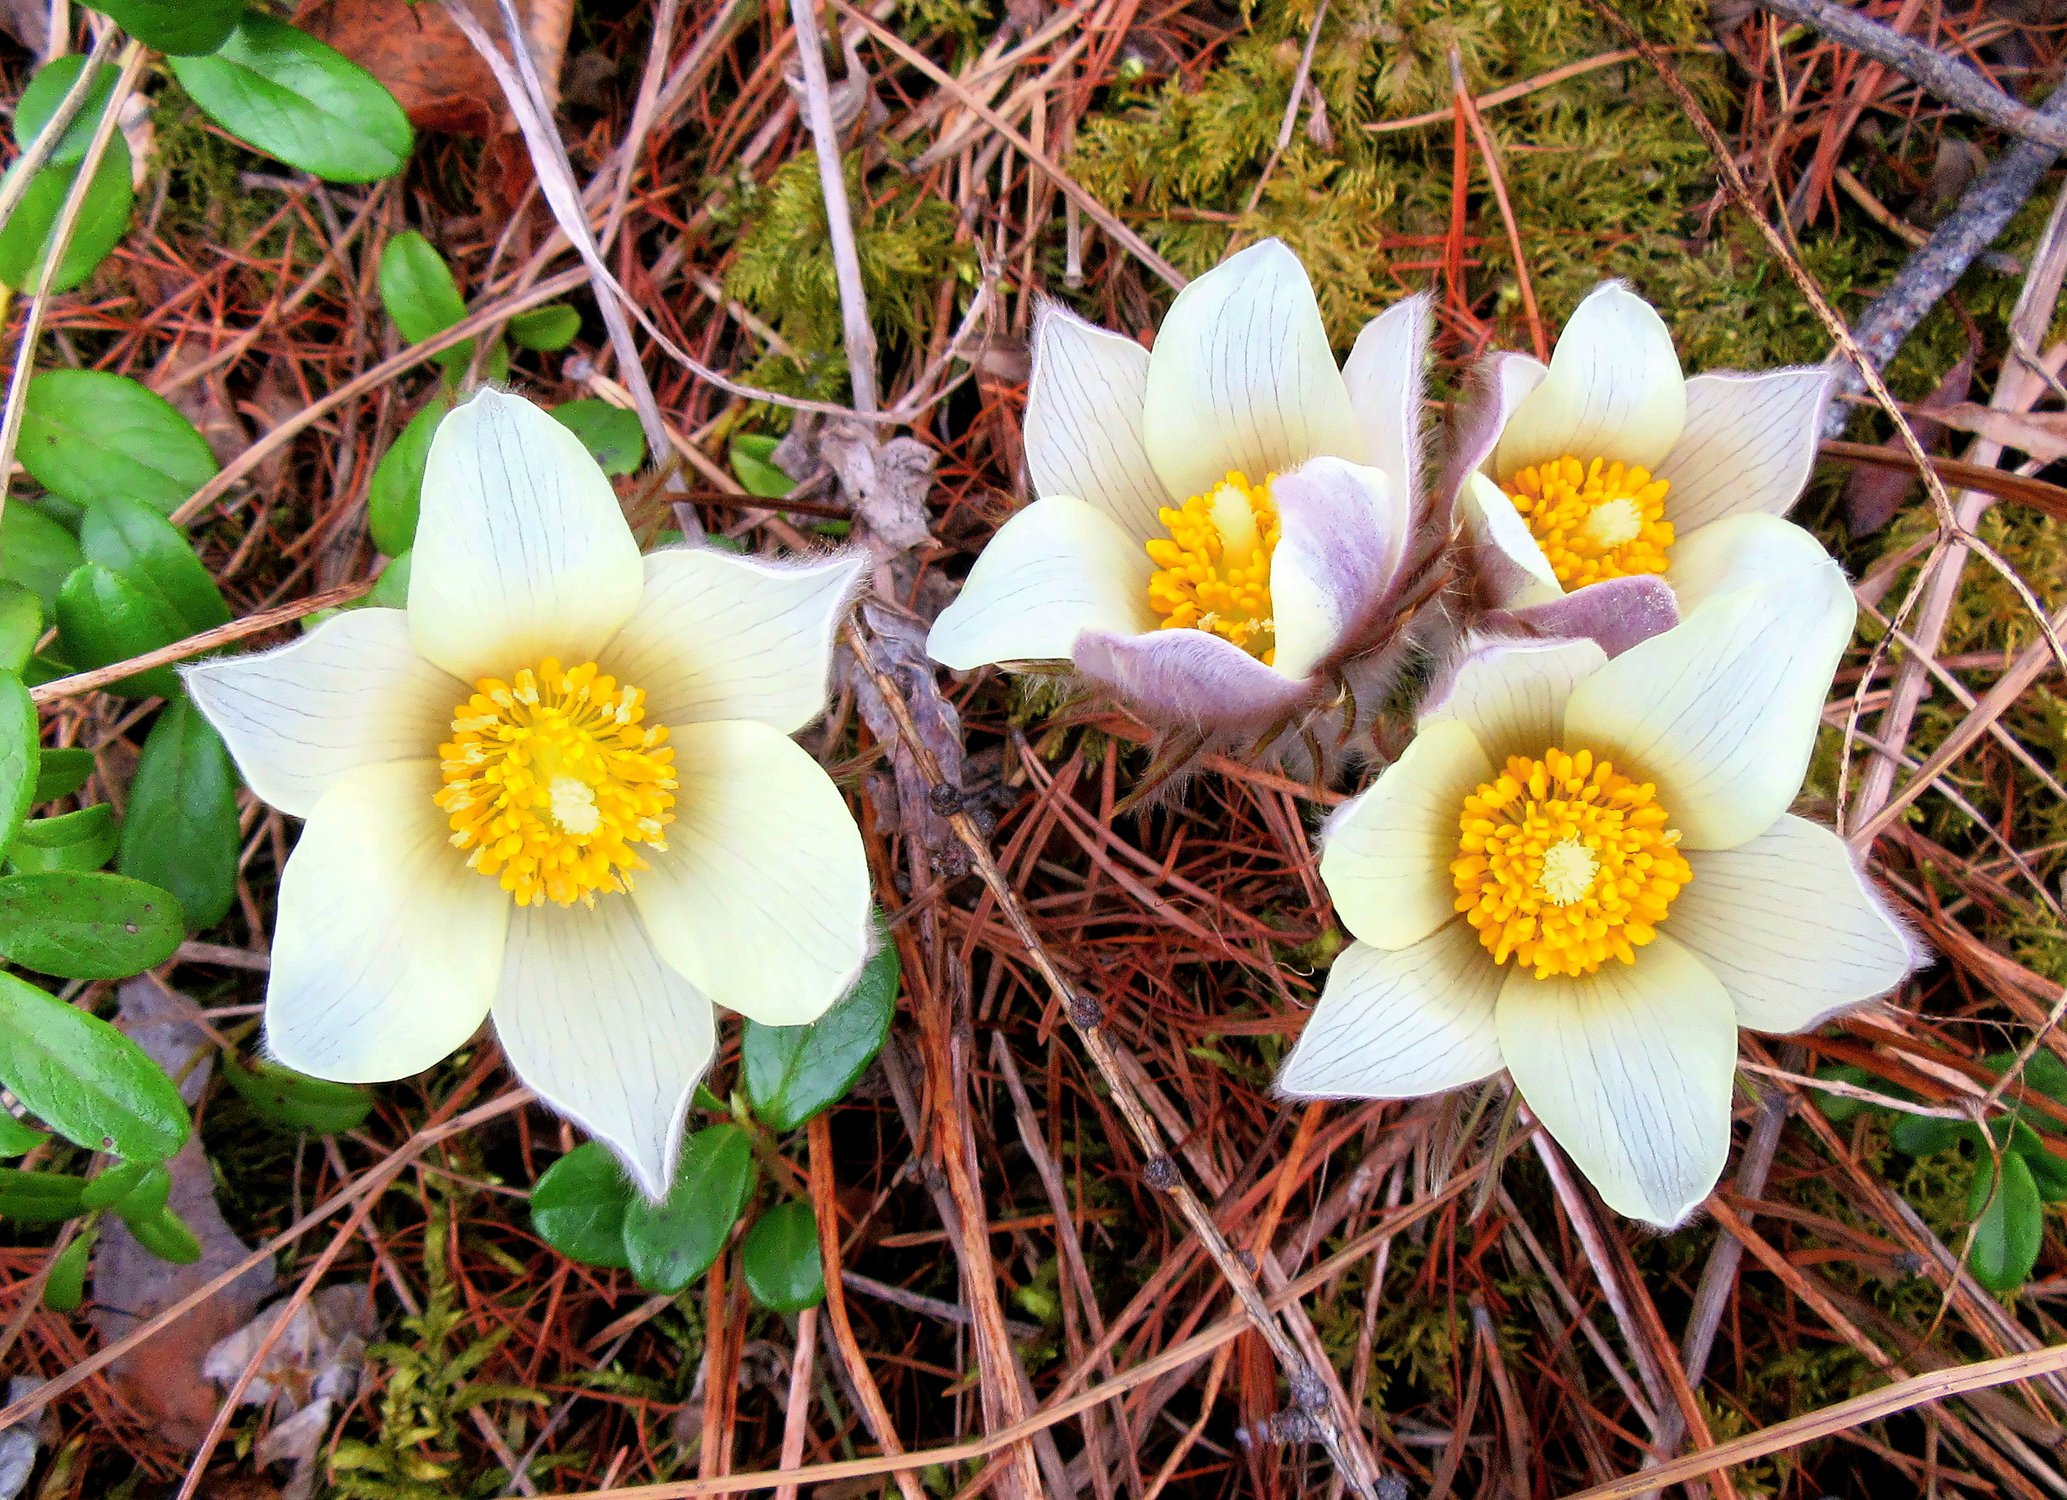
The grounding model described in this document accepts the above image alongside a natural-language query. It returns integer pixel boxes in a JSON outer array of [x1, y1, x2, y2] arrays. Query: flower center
[[436, 658, 677, 908], [1450, 746, 1692, 979], [1502, 455, 1674, 588], [1144, 470, 1280, 663]]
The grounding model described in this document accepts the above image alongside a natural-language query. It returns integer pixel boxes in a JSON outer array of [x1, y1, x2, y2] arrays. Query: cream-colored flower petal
[[1564, 558, 1856, 849], [1674, 814, 1914, 1034], [1320, 717, 1493, 951], [1270, 458, 1409, 681], [408, 388, 644, 681], [1024, 304, 1169, 542], [601, 547, 862, 734], [1277, 924, 1504, 1098], [926, 496, 1154, 669], [634, 720, 870, 1027], [1430, 636, 1608, 765], [265, 761, 507, 1082], [1141, 239, 1361, 501], [492, 897, 717, 1199], [1497, 935, 1737, 1227], [1461, 472, 1563, 608], [1341, 294, 1431, 492], [183, 608, 461, 819], [1662, 512, 1837, 616], [1658, 369, 1833, 532], [1493, 283, 1686, 479]]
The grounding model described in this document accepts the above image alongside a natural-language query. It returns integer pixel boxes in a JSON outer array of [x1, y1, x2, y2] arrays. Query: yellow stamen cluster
[[1503, 455, 1674, 588], [1451, 747, 1692, 979], [437, 658, 677, 908], [1145, 471, 1280, 663]]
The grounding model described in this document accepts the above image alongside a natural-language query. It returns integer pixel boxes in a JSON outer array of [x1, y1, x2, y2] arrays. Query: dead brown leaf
[[294, 0, 572, 134], [1930, 402, 2067, 463]]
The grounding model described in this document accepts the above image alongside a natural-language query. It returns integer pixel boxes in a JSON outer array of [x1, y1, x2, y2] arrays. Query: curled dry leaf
[[87, 978, 278, 1452], [1930, 402, 2067, 464], [204, 1284, 375, 1500]]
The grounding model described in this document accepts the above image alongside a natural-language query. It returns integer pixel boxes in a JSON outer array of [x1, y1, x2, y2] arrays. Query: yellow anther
[[436, 657, 677, 908], [1502, 455, 1674, 588], [1450, 746, 1692, 980], [1144, 471, 1280, 663]]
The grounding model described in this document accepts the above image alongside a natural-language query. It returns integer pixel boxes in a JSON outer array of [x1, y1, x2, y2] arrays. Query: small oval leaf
[[85, 0, 243, 56], [378, 232, 470, 367], [0, 140, 134, 295], [168, 15, 413, 184], [0, 871, 184, 979], [15, 55, 117, 165], [0, 670, 37, 856], [741, 1200, 825, 1312], [1967, 1152, 2044, 1293], [116, 700, 241, 931], [530, 1141, 635, 1271], [8, 805, 119, 875], [124, 1202, 202, 1264], [367, 400, 447, 557], [79, 495, 231, 634], [42, 1223, 93, 1309], [0, 971, 190, 1162], [32, 747, 94, 805], [21, 371, 218, 515], [2, 505, 85, 614], [221, 1056, 373, 1135], [622, 1124, 756, 1294], [743, 939, 898, 1133], [509, 304, 582, 352], [54, 563, 186, 699], [0, 1167, 87, 1224], [551, 400, 646, 477]]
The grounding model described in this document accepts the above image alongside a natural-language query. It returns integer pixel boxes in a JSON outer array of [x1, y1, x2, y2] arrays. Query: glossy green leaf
[[378, 231, 471, 369], [43, 1223, 93, 1310], [80, 495, 230, 634], [124, 1202, 201, 1264], [367, 401, 447, 556], [80, 1159, 153, 1210], [107, 1163, 171, 1225], [1808, 1062, 1875, 1125], [0, 584, 43, 675], [32, 748, 94, 805], [54, 563, 186, 698], [2020, 1136, 2067, 1203], [117, 700, 240, 930], [368, 549, 412, 609], [1967, 1152, 2044, 1293], [509, 304, 582, 352], [0, 1167, 87, 1223], [1986, 1048, 2067, 1111], [169, 15, 413, 184], [0, 670, 36, 856], [0, 871, 183, 978], [15, 55, 116, 165], [551, 399, 645, 476], [1891, 1112, 1971, 1158], [622, 1125, 755, 1294], [8, 805, 117, 874], [743, 938, 898, 1132], [742, 1201, 825, 1312], [0, 138, 134, 294], [530, 1141, 634, 1271], [2, 506, 85, 614], [85, 0, 243, 55], [729, 433, 796, 499], [0, 971, 189, 1161], [221, 1056, 373, 1135], [20, 371, 219, 515], [0, 1112, 48, 1157]]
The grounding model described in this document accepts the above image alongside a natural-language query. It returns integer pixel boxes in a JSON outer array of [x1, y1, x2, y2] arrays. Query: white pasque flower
[[1278, 549, 1915, 1227], [927, 239, 1431, 732], [1454, 281, 1836, 655], [184, 390, 872, 1196]]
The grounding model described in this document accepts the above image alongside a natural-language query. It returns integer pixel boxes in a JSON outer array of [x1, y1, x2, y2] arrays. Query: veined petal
[[634, 721, 870, 1027], [1498, 934, 1737, 1228], [1270, 457, 1409, 680], [1493, 283, 1686, 480], [1664, 512, 1838, 616], [183, 608, 460, 818], [1428, 637, 1606, 765], [1025, 304, 1169, 541], [493, 897, 717, 1199], [1141, 239, 1360, 501], [1277, 925, 1504, 1099], [1674, 815, 1915, 1034], [1461, 472, 1562, 609], [408, 388, 644, 681], [1564, 558, 1856, 849], [265, 761, 507, 1082], [1073, 625, 1311, 731], [603, 547, 862, 734], [926, 496, 1154, 669], [1341, 294, 1432, 498], [1320, 717, 1493, 950], [1659, 369, 1834, 532], [1493, 575, 1679, 658]]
